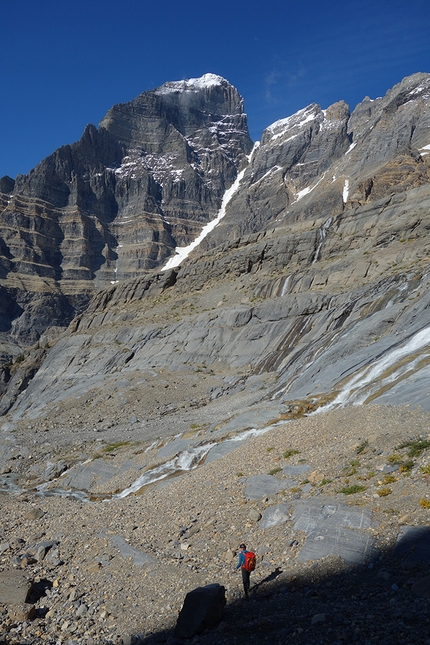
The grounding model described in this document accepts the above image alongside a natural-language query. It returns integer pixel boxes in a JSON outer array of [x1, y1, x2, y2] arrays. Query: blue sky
[[1, 0, 429, 179]]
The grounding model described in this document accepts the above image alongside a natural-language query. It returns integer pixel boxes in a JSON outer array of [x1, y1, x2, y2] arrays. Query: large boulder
[[0, 569, 32, 604], [174, 583, 226, 638], [244, 474, 286, 500], [260, 503, 290, 529], [393, 526, 430, 566]]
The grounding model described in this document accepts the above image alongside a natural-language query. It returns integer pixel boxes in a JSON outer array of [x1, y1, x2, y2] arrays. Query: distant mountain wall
[[1, 72, 430, 421]]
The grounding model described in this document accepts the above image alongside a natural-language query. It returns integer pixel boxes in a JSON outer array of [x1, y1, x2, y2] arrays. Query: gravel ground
[[1, 403, 430, 644]]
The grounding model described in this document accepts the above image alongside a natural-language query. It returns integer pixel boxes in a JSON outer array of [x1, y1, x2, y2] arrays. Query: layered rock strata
[[1, 73, 430, 421], [0, 74, 252, 352]]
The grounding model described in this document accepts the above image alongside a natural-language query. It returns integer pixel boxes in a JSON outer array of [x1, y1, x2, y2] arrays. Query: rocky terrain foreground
[[1, 403, 430, 645]]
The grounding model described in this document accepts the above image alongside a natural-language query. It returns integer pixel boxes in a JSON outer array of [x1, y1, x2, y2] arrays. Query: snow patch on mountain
[[343, 179, 350, 203], [162, 144, 258, 270], [294, 173, 327, 203], [155, 73, 227, 95], [107, 150, 185, 185], [254, 165, 283, 185], [161, 166, 247, 271], [266, 106, 318, 141]]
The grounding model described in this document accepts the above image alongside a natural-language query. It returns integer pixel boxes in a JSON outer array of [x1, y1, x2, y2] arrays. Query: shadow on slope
[[132, 527, 430, 645]]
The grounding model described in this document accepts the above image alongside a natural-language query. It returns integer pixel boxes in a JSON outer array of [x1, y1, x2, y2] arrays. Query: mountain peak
[[154, 73, 230, 95]]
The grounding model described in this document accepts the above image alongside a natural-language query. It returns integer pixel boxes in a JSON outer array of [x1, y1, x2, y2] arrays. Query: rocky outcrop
[[0, 74, 252, 352], [174, 584, 226, 638], [207, 72, 430, 246], [1, 72, 430, 421]]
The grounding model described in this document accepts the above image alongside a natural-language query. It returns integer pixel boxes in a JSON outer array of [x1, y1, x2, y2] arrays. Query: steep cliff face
[[207, 73, 430, 246], [0, 74, 252, 353], [1, 72, 430, 422]]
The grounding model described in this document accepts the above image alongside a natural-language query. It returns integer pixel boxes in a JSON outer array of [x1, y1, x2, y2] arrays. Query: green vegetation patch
[[388, 453, 403, 465], [342, 459, 360, 476], [338, 484, 367, 495], [377, 487, 392, 497], [102, 441, 131, 453], [388, 452, 415, 473], [269, 467, 282, 476], [383, 474, 397, 484], [396, 437, 430, 458], [283, 449, 300, 459], [399, 460, 415, 474], [356, 440, 369, 454]]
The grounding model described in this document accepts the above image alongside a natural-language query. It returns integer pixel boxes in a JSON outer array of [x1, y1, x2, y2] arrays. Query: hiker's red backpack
[[243, 551, 256, 571]]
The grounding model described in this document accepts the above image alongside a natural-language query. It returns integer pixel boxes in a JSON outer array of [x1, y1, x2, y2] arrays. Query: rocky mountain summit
[[0, 74, 252, 351], [1, 72, 430, 644]]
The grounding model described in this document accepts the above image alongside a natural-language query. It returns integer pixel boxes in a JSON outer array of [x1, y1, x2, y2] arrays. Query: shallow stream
[[2, 425, 276, 502]]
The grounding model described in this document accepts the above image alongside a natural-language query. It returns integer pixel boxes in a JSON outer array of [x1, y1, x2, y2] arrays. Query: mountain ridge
[[1, 71, 430, 423]]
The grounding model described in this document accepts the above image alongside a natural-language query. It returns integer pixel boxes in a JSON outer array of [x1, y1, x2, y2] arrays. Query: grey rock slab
[[260, 504, 291, 529], [375, 362, 430, 411], [292, 498, 372, 532], [107, 535, 156, 567], [392, 525, 430, 566], [245, 475, 286, 500], [205, 440, 242, 464], [216, 404, 287, 434], [58, 460, 113, 490], [0, 570, 33, 605], [157, 437, 197, 460], [118, 459, 142, 476], [248, 508, 262, 522], [296, 526, 378, 565], [283, 464, 311, 476], [58, 458, 139, 491], [292, 497, 377, 565]]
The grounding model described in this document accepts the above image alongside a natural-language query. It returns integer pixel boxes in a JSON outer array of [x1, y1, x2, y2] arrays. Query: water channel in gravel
[[1, 426, 277, 502]]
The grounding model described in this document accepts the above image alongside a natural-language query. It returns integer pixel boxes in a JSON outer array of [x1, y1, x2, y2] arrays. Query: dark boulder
[[174, 583, 226, 638]]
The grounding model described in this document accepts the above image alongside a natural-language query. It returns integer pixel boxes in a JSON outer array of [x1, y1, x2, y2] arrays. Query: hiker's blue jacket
[[236, 550, 249, 569]]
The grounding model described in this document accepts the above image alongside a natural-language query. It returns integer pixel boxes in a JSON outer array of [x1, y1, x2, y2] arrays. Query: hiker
[[236, 542, 256, 600]]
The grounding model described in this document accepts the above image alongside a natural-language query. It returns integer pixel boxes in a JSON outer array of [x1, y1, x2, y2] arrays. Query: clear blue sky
[[1, 0, 429, 179]]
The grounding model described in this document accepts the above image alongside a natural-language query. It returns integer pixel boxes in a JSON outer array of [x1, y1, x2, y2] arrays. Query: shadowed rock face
[[1, 72, 430, 420]]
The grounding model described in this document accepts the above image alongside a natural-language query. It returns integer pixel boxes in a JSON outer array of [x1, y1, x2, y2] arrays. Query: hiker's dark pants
[[241, 567, 251, 596]]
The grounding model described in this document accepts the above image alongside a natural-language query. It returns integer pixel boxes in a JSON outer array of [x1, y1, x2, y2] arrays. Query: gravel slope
[[1, 403, 430, 644]]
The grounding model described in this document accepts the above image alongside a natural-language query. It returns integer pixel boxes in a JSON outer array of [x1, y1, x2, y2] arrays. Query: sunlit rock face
[[0, 74, 252, 349], [207, 73, 430, 246], [1, 72, 430, 420]]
